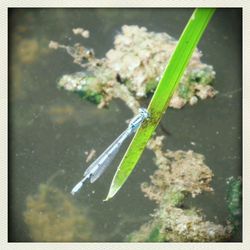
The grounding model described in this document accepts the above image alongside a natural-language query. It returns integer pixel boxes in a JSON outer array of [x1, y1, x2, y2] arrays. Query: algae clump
[[23, 183, 93, 242], [50, 25, 218, 110], [128, 136, 232, 242]]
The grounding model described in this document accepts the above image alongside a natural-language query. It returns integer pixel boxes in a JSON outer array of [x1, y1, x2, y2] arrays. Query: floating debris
[[85, 148, 96, 163], [23, 183, 93, 242], [72, 27, 90, 38], [128, 136, 232, 242], [128, 206, 231, 242], [50, 25, 218, 110], [145, 136, 214, 201], [48, 40, 60, 50]]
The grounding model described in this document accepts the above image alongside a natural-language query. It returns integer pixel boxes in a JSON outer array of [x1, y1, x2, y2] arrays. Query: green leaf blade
[[105, 8, 216, 200]]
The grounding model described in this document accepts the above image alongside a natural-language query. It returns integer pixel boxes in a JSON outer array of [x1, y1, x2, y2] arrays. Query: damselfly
[[71, 108, 150, 195]]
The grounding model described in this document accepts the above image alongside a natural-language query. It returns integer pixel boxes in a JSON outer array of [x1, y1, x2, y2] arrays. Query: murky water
[[9, 8, 242, 242]]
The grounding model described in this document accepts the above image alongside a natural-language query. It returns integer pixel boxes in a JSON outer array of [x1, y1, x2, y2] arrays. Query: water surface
[[9, 8, 242, 242]]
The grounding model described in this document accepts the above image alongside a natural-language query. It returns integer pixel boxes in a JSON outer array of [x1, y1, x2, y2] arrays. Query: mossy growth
[[77, 89, 103, 104], [226, 177, 242, 232], [146, 225, 165, 242], [58, 73, 104, 105], [188, 66, 215, 85], [162, 189, 185, 207], [177, 83, 192, 100], [145, 79, 159, 94], [127, 221, 165, 242]]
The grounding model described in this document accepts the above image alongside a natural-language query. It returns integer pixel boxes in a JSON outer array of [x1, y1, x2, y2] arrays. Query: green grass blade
[[105, 8, 216, 200]]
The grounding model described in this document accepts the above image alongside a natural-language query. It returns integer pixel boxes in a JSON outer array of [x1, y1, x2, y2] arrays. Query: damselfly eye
[[139, 108, 150, 119]]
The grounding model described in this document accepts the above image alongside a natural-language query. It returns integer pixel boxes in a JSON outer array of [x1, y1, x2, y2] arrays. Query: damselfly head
[[139, 108, 150, 119]]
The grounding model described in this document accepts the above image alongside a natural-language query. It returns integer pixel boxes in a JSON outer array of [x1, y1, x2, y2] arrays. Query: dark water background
[[8, 8, 242, 242]]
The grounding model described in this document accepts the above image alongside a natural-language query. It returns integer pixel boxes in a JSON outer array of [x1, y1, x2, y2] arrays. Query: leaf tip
[[104, 183, 121, 201], [103, 195, 111, 202]]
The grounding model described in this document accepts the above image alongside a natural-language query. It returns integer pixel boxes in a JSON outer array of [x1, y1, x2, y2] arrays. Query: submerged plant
[[226, 176, 242, 233], [23, 173, 93, 242]]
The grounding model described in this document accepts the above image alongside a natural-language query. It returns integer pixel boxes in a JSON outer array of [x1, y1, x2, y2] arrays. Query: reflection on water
[[9, 8, 242, 242]]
